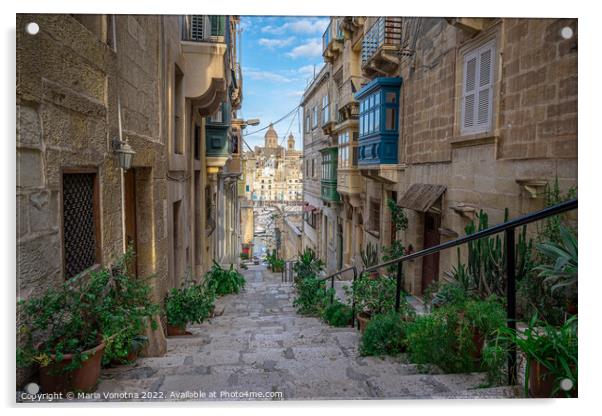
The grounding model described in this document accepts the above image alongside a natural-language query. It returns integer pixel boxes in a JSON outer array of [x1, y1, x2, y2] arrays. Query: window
[[322, 95, 329, 124], [312, 106, 318, 128], [311, 159, 315, 178], [194, 124, 200, 160], [462, 41, 495, 134], [358, 91, 381, 137], [173, 65, 184, 154], [368, 199, 380, 235], [305, 110, 311, 133], [62, 171, 100, 279]]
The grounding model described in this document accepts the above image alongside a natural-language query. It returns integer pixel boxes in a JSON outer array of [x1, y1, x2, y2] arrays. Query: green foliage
[[165, 281, 215, 328], [387, 198, 408, 232], [464, 297, 506, 337], [293, 275, 332, 316], [538, 178, 577, 245], [360, 242, 379, 268], [429, 282, 468, 310], [360, 310, 413, 357], [406, 306, 476, 373], [205, 261, 246, 296], [351, 274, 396, 316], [321, 300, 353, 327], [17, 249, 160, 373], [535, 225, 577, 295], [293, 248, 324, 280], [496, 315, 578, 397]]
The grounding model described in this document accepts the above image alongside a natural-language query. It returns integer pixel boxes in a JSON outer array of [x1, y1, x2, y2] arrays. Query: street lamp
[[112, 138, 136, 171]]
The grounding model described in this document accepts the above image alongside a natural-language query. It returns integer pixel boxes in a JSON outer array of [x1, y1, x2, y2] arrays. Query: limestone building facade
[[16, 13, 242, 385], [302, 17, 578, 293]]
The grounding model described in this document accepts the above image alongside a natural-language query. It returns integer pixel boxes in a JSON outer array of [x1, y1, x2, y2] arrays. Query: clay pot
[[166, 323, 187, 336], [39, 342, 105, 394], [529, 360, 557, 398], [356, 312, 372, 334], [470, 327, 485, 360]]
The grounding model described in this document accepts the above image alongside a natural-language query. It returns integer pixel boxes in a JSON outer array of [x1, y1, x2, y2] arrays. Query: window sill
[[450, 132, 498, 148]]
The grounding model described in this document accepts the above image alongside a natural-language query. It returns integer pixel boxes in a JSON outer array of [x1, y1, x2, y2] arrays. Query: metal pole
[[395, 261, 403, 312], [351, 267, 357, 329], [330, 275, 335, 304], [505, 227, 518, 385]]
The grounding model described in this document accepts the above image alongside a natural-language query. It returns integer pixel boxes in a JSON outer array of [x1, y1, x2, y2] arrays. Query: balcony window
[[182, 15, 226, 41], [355, 77, 402, 165], [337, 131, 358, 169], [322, 95, 329, 124]]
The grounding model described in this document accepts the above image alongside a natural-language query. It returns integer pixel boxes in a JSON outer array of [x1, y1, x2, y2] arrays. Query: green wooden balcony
[[320, 147, 340, 203]]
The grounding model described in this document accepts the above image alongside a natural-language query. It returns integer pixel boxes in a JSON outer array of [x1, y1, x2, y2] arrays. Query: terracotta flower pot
[[529, 360, 557, 398], [39, 342, 105, 394], [356, 312, 372, 334], [166, 323, 187, 336]]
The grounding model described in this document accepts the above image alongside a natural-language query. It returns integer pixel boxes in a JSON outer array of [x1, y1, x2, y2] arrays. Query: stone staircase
[[94, 265, 520, 401]]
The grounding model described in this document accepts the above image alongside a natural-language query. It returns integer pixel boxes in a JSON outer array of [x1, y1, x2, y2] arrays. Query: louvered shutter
[[462, 50, 477, 132], [462, 41, 495, 134], [476, 43, 494, 130]]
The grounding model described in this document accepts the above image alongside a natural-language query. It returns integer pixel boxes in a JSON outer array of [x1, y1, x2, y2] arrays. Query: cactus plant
[[360, 242, 379, 268]]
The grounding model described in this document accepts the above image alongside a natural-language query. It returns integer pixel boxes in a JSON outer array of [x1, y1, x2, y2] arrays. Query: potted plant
[[535, 225, 578, 315], [205, 261, 246, 296], [272, 258, 285, 273], [360, 242, 380, 279], [463, 297, 505, 360], [351, 274, 397, 333], [17, 268, 114, 393], [293, 248, 324, 281], [165, 282, 215, 336], [498, 315, 578, 398]]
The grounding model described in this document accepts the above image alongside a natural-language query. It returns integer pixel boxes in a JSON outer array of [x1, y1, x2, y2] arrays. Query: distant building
[[243, 124, 303, 203]]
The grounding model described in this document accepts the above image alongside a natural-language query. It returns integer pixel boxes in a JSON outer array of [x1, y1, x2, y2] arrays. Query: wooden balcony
[[322, 19, 344, 64], [337, 168, 362, 196], [361, 17, 402, 78]]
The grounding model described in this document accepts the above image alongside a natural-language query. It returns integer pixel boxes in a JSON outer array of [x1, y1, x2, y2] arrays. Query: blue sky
[[238, 16, 328, 150]]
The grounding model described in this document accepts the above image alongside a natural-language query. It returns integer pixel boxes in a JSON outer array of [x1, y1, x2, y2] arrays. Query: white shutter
[[462, 51, 477, 132], [476, 43, 494, 130], [462, 41, 495, 134]]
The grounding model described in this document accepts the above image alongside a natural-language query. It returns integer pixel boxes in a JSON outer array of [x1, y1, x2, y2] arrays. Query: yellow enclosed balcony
[[182, 15, 228, 116]]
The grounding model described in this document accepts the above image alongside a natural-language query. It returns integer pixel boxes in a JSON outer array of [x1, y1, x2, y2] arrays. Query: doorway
[[124, 169, 138, 277], [421, 212, 440, 292]]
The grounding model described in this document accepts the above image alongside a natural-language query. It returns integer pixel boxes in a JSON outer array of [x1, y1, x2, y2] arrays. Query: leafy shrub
[[429, 282, 468, 310], [321, 301, 353, 327], [406, 306, 476, 373], [293, 248, 324, 280], [17, 250, 160, 373], [293, 275, 332, 316], [497, 315, 578, 397], [205, 261, 246, 296], [360, 311, 411, 356], [464, 296, 505, 337], [165, 282, 215, 328], [351, 274, 396, 316]]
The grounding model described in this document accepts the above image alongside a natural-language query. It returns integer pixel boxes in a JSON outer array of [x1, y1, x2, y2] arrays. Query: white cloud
[[286, 39, 322, 59], [244, 68, 293, 83], [262, 18, 329, 35], [286, 90, 305, 97], [258, 36, 295, 49]]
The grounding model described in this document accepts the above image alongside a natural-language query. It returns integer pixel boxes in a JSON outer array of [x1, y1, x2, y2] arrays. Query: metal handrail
[[318, 198, 578, 384]]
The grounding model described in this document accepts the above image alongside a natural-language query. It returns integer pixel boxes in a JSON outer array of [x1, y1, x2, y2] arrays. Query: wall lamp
[[112, 138, 136, 171]]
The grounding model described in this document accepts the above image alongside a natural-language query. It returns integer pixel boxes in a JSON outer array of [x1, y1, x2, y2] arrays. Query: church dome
[[264, 123, 278, 148]]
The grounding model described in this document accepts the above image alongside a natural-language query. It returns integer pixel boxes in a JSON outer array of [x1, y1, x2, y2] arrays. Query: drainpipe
[[112, 15, 127, 254]]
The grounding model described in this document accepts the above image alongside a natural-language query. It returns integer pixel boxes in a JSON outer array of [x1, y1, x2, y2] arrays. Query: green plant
[[165, 281, 215, 328], [535, 225, 577, 295], [497, 315, 578, 397], [538, 178, 577, 245], [293, 275, 332, 316], [387, 198, 408, 232], [293, 248, 324, 280], [360, 242, 379, 268], [464, 297, 506, 337], [351, 274, 396, 316], [205, 261, 246, 296], [321, 300, 353, 327], [360, 310, 413, 356], [406, 306, 476, 373], [430, 282, 468, 310], [17, 250, 160, 373], [272, 258, 285, 271]]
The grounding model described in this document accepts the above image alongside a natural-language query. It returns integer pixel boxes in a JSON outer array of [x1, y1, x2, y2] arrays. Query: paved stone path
[[95, 265, 519, 401]]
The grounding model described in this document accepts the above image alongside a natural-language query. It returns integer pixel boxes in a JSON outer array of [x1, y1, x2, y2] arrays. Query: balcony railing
[[182, 15, 226, 42], [322, 19, 344, 52], [361, 17, 402, 66]]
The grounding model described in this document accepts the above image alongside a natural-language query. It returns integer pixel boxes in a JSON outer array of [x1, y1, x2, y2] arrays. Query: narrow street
[[95, 265, 517, 401]]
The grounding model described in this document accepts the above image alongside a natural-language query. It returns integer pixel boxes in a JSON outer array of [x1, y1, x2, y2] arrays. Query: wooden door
[[124, 169, 138, 277], [421, 212, 440, 292]]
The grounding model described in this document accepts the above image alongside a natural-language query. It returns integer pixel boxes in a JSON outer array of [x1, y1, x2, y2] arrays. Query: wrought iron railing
[[361, 17, 402, 65], [182, 15, 226, 42], [320, 198, 578, 385]]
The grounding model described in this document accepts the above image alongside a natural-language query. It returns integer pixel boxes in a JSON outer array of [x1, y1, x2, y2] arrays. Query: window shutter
[[462, 51, 477, 131], [476, 43, 494, 130]]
